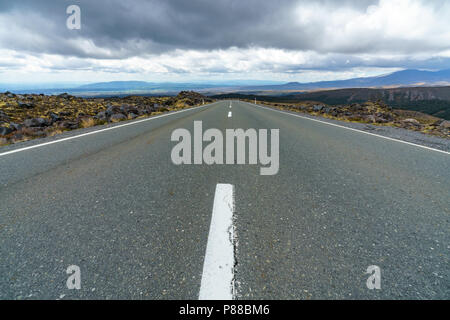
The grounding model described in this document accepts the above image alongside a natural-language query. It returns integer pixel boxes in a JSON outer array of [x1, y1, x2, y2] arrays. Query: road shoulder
[[251, 103, 450, 153]]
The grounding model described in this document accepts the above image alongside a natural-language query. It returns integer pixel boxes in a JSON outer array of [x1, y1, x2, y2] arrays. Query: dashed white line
[[199, 183, 235, 300], [228, 111, 232, 118], [249, 102, 450, 155]]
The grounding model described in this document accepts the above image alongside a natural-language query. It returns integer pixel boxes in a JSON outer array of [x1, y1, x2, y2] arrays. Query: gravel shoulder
[[258, 104, 450, 153]]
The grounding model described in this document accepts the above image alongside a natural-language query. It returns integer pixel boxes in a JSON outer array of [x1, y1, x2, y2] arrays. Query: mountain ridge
[[212, 86, 450, 120], [233, 69, 450, 92]]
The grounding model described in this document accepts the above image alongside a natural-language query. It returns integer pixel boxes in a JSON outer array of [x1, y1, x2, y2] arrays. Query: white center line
[[228, 111, 232, 118], [199, 184, 235, 300]]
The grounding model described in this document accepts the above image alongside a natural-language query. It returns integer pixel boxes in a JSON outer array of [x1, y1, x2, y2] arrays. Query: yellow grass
[[80, 118, 96, 128]]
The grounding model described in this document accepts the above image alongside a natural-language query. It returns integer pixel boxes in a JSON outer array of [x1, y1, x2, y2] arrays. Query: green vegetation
[[390, 100, 450, 120], [213, 87, 450, 120]]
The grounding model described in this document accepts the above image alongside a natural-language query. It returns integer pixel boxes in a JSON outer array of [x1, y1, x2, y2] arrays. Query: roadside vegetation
[[0, 91, 213, 146], [248, 99, 450, 139]]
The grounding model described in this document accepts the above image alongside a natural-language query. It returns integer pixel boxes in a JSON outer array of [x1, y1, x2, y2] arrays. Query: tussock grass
[[80, 117, 96, 128]]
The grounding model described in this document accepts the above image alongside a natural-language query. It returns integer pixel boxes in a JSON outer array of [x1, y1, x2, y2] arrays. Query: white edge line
[[249, 102, 450, 155], [0, 102, 216, 157], [199, 183, 235, 300]]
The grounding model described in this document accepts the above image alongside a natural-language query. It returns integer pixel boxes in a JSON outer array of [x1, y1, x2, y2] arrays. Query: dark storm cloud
[[1, 0, 450, 74], [0, 0, 381, 58]]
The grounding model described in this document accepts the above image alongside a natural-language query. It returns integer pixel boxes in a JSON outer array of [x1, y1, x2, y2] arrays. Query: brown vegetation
[[251, 99, 450, 139], [0, 91, 213, 146]]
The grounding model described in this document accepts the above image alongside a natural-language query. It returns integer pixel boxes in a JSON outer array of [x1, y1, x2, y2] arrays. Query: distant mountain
[[233, 69, 450, 92], [3, 69, 450, 97], [77, 81, 218, 92], [0, 81, 281, 97], [78, 81, 152, 90], [75, 80, 284, 94], [292, 86, 450, 120], [213, 86, 450, 120]]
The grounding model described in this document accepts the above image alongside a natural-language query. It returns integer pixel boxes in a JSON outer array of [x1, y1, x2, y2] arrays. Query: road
[[0, 100, 449, 300]]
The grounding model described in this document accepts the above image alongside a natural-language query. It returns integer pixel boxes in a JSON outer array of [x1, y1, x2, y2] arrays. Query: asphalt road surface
[[0, 100, 449, 300]]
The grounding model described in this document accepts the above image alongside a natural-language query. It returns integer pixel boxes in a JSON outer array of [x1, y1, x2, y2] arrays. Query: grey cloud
[[1, 0, 450, 73], [0, 0, 398, 57], [0, 61, 21, 67]]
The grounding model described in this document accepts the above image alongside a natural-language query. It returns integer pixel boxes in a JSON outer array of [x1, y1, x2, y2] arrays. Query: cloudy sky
[[1, 0, 450, 84]]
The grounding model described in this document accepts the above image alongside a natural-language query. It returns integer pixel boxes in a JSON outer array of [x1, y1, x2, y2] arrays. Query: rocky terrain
[[0, 91, 212, 146], [253, 100, 450, 139], [215, 86, 450, 120], [276, 86, 450, 120]]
